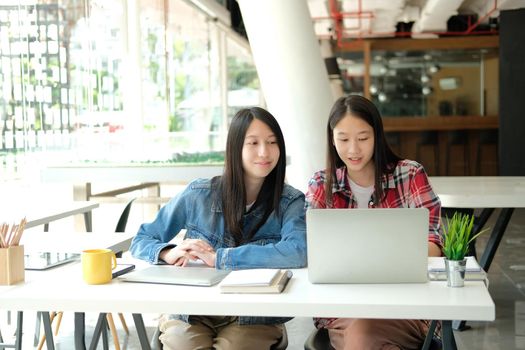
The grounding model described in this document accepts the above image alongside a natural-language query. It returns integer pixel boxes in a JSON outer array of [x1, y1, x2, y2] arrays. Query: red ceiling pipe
[[320, 0, 499, 48], [466, 0, 498, 34], [328, 0, 372, 47]]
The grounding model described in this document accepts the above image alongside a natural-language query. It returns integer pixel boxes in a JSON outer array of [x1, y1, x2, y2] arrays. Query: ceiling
[[307, 0, 525, 42]]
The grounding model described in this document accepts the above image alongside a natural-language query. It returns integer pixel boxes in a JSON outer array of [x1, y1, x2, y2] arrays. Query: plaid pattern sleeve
[[305, 170, 329, 210], [387, 160, 442, 248], [407, 163, 442, 248]]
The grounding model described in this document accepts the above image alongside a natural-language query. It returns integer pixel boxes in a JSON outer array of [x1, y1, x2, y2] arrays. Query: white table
[[0, 201, 99, 232], [0, 230, 135, 350], [1, 261, 494, 350], [430, 176, 525, 271], [430, 176, 525, 209], [20, 230, 134, 255], [430, 176, 525, 331], [41, 163, 224, 184], [41, 163, 224, 203]]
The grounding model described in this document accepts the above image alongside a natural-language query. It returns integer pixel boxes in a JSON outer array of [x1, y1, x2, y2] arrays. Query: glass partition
[[0, 0, 261, 180], [338, 47, 499, 117]]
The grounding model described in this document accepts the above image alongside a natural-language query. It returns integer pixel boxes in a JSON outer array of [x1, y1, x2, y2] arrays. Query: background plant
[[441, 212, 488, 261]]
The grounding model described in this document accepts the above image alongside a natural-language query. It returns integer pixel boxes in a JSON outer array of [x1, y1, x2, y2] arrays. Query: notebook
[[24, 252, 80, 270], [219, 269, 293, 294], [119, 265, 231, 286], [306, 208, 429, 284]]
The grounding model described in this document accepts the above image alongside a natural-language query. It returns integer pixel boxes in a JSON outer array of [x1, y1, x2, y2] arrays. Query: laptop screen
[[306, 208, 429, 284]]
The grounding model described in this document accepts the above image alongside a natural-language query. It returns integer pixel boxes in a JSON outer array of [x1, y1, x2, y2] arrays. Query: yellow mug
[[82, 249, 117, 285]]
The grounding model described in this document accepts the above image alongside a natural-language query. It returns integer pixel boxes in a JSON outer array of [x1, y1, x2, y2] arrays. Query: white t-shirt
[[348, 178, 374, 208]]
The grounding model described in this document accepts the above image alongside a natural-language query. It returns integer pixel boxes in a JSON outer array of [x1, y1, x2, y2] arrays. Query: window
[[0, 0, 262, 180]]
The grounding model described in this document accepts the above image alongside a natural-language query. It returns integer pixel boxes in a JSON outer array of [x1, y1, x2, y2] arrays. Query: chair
[[446, 130, 469, 176], [304, 327, 442, 350], [416, 131, 440, 175], [304, 328, 334, 350], [476, 130, 498, 175], [36, 198, 136, 350]]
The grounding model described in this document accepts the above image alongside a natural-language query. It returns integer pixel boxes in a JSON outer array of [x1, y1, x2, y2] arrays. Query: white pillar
[[122, 0, 143, 133], [237, 0, 334, 190]]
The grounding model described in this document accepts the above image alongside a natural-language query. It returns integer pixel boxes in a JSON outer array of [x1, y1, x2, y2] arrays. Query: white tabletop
[[19, 230, 134, 254], [41, 164, 224, 183], [0, 201, 99, 229], [430, 176, 525, 208], [0, 262, 495, 322]]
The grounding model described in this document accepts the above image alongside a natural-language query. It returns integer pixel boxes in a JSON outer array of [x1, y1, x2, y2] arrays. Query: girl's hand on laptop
[[160, 239, 213, 266]]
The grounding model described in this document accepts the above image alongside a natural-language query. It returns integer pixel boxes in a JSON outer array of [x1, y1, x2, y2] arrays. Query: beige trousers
[[159, 315, 285, 350], [326, 318, 429, 350]]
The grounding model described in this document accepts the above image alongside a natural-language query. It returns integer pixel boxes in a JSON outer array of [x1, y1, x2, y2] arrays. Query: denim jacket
[[130, 178, 307, 325]]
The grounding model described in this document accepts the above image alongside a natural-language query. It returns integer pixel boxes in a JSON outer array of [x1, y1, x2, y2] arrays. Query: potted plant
[[441, 212, 488, 287]]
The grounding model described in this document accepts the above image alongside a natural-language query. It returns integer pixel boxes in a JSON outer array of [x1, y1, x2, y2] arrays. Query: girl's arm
[[214, 194, 307, 270], [129, 187, 190, 264], [409, 165, 442, 254]]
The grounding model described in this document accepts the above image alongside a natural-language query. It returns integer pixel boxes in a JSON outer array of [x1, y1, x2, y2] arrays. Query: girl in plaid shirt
[[305, 95, 442, 350]]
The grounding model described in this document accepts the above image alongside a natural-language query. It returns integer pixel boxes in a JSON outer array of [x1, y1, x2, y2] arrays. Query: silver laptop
[[120, 265, 231, 286], [307, 208, 429, 284]]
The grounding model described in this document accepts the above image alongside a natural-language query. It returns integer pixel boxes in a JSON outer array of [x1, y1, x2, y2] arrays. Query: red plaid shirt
[[305, 159, 442, 328]]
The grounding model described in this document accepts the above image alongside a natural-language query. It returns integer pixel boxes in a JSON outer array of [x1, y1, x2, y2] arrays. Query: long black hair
[[325, 95, 401, 206], [214, 107, 286, 246]]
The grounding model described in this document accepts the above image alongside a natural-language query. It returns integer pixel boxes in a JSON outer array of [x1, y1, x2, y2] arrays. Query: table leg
[[89, 313, 107, 350], [479, 208, 515, 271], [441, 320, 457, 350], [132, 314, 152, 350], [14, 311, 23, 350], [74, 312, 86, 350], [74, 182, 91, 231], [0, 311, 23, 350], [34, 311, 41, 346], [101, 320, 109, 350], [41, 312, 55, 350], [83, 212, 93, 232], [453, 207, 514, 332], [420, 320, 437, 350]]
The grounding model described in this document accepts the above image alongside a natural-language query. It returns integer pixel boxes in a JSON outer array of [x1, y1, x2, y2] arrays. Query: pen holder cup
[[0, 245, 25, 285]]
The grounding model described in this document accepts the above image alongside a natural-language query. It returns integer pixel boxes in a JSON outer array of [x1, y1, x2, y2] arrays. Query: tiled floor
[[1, 179, 525, 349]]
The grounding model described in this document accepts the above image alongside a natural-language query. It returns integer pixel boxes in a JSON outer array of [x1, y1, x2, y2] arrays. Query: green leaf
[[440, 212, 489, 260]]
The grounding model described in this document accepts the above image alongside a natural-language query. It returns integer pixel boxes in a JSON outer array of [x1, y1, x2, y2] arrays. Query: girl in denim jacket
[[130, 107, 307, 350]]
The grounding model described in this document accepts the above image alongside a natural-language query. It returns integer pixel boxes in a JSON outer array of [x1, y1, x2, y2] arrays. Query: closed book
[[427, 256, 489, 286], [219, 269, 292, 294]]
